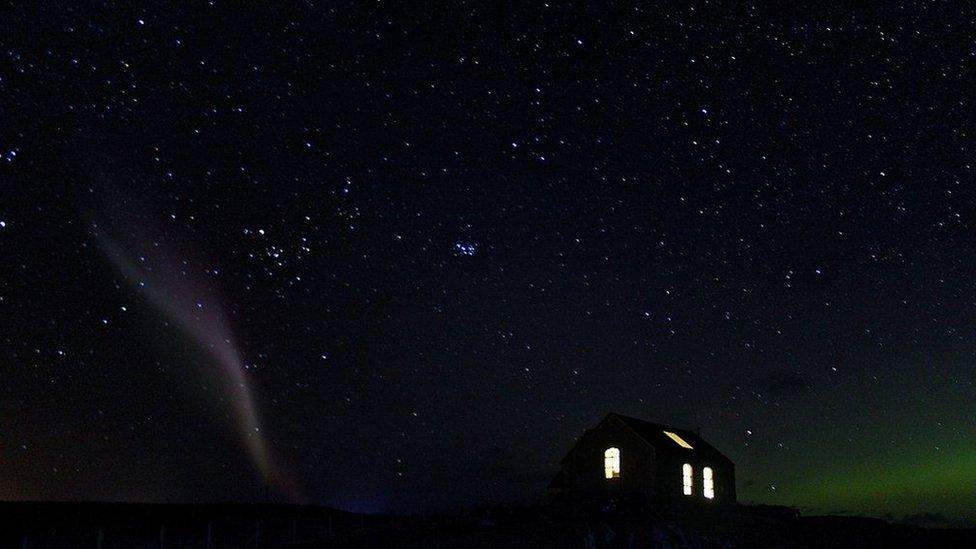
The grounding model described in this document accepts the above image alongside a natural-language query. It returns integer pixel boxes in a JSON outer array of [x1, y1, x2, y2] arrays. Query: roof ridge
[[608, 412, 693, 433]]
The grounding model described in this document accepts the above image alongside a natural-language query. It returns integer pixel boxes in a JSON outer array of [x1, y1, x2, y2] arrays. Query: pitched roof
[[607, 413, 734, 465]]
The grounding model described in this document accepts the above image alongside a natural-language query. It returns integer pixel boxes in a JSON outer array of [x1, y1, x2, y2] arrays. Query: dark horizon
[[1, 1, 973, 527]]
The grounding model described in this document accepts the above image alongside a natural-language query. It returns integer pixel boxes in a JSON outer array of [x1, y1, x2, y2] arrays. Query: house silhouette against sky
[[548, 413, 736, 509]]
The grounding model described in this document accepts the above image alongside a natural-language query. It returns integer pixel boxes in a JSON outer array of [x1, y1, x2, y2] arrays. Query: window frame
[[663, 430, 694, 449], [703, 466, 715, 499], [604, 447, 620, 479], [682, 463, 693, 496]]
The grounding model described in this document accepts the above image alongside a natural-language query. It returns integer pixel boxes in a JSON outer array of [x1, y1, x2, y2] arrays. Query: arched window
[[682, 463, 693, 495], [604, 447, 620, 479], [703, 466, 715, 499]]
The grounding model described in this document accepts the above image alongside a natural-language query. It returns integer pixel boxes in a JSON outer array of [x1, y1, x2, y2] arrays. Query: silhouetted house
[[547, 413, 736, 510]]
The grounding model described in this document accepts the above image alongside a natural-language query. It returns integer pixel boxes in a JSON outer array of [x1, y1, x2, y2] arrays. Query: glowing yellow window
[[663, 431, 694, 449], [604, 447, 620, 479], [682, 463, 693, 495], [703, 466, 715, 499]]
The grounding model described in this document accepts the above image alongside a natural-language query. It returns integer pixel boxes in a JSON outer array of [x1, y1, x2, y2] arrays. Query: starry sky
[[1, 2, 974, 524]]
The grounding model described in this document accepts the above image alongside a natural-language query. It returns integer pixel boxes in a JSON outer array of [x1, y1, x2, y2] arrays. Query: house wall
[[561, 417, 657, 504], [717, 461, 736, 502]]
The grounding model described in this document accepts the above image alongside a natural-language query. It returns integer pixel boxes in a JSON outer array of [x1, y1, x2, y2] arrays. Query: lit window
[[663, 431, 694, 449], [682, 463, 693, 496], [604, 447, 620, 479], [703, 467, 714, 499]]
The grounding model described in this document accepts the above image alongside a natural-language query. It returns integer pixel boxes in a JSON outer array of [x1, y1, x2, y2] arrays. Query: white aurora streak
[[91, 224, 291, 497]]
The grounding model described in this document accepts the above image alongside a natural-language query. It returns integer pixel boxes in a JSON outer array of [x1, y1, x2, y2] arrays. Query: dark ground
[[0, 501, 974, 548]]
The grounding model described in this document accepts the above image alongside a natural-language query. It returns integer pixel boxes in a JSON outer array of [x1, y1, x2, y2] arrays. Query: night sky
[[2, 2, 974, 524]]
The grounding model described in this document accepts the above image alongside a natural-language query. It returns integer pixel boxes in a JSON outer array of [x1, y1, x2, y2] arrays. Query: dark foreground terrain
[[0, 501, 973, 548]]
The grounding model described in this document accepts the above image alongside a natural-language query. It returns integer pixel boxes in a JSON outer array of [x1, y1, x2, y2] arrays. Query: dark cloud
[[758, 370, 813, 396]]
